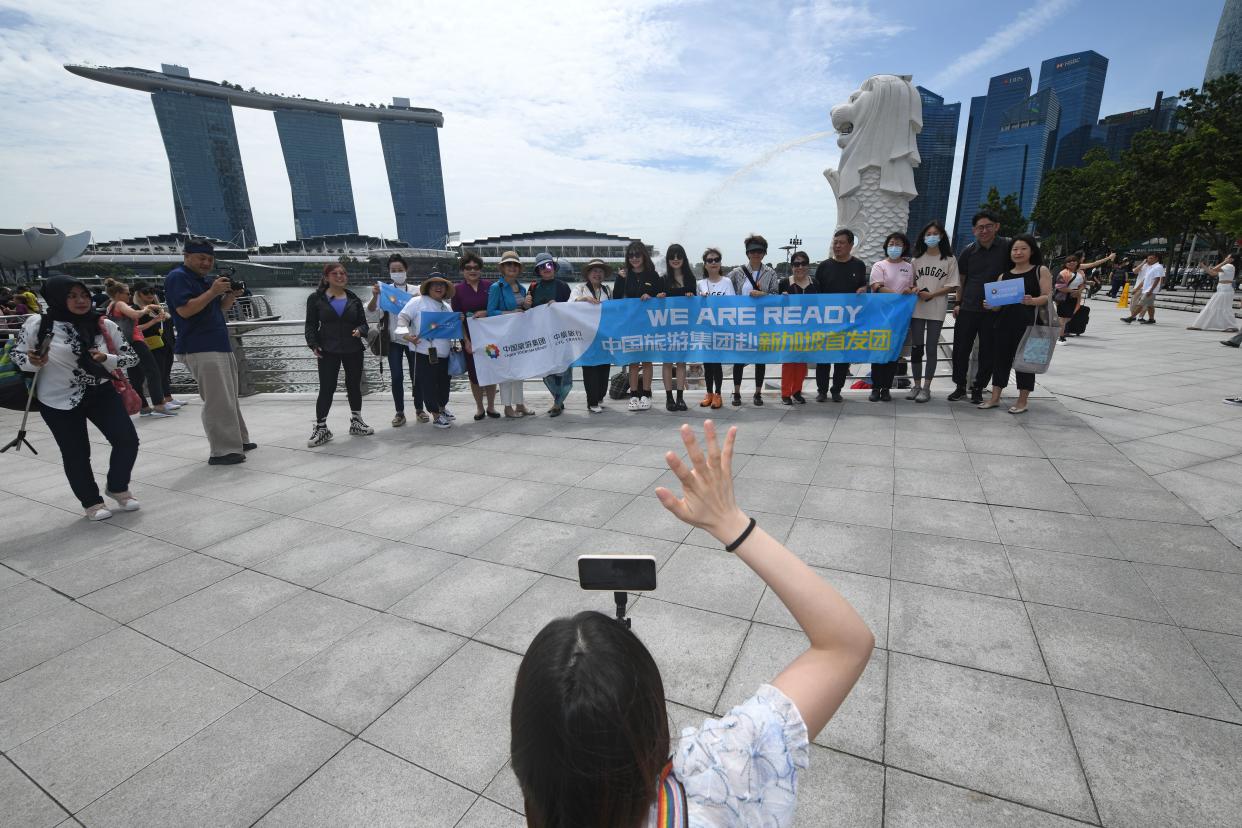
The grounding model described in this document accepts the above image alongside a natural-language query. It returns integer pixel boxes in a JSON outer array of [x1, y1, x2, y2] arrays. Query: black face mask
[[41, 276, 112, 380]]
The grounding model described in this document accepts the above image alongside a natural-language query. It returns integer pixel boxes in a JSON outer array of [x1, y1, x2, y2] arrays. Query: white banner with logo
[[471, 302, 602, 385]]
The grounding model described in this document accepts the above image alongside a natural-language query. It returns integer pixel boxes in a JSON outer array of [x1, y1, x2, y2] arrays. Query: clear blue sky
[[0, 0, 1226, 259]]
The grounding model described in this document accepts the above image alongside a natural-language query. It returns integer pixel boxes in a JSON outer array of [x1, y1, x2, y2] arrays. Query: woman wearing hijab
[[12, 276, 142, 520]]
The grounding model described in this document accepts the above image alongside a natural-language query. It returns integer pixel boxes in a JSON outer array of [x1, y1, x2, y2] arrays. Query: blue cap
[[184, 239, 214, 254], [534, 251, 557, 271]]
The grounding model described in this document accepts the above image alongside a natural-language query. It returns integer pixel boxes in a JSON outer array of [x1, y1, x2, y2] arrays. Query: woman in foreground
[[511, 420, 874, 827]]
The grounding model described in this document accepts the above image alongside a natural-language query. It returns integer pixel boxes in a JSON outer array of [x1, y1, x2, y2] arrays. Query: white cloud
[[928, 0, 1077, 89], [0, 0, 913, 260]]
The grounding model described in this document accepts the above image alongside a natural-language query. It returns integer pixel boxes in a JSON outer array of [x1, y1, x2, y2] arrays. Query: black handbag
[[608, 371, 630, 400], [368, 313, 391, 357]]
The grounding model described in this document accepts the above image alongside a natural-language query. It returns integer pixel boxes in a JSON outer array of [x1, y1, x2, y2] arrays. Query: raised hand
[[655, 421, 748, 543]]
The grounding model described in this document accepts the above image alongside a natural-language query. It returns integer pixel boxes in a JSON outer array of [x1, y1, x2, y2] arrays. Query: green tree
[[1203, 180, 1242, 242], [1032, 148, 1133, 256], [979, 186, 1029, 236]]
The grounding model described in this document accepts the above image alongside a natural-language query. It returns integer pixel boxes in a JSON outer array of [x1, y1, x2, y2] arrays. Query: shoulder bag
[[1013, 300, 1058, 374], [97, 318, 142, 414]]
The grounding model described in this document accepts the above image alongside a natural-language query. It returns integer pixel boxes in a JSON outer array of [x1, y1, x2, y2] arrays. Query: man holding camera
[[164, 239, 254, 465]]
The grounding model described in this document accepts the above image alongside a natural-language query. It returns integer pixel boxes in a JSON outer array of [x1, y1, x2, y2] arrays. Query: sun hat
[[420, 274, 455, 300], [534, 251, 558, 272], [499, 251, 522, 268], [745, 240, 767, 253], [583, 258, 612, 277]]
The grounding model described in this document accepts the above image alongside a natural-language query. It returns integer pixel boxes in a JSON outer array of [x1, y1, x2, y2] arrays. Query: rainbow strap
[[656, 761, 687, 828]]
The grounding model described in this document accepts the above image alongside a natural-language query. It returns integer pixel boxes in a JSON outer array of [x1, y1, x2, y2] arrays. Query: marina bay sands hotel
[[65, 64, 448, 249]]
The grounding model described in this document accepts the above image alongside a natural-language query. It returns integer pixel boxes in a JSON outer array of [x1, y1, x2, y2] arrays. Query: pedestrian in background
[[305, 263, 372, 447], [104, 278, 179, 419], [1121, 252, 1165, 325], [132, 282, 186, 411]]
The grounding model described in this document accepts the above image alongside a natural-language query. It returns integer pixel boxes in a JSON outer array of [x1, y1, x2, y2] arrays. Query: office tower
[[273, 110, 358, 238], [1037, 51, 1108, 168], [378, 120, 450, 250], [981, 88, 1061, 223], [1093, 92, 1180, 161], [954, 69, 1032, 249], [1206, 0, 1242, 83], [907, 87, 961, 240], [952, 95, 986, 245], [150, 90, 257, 245]]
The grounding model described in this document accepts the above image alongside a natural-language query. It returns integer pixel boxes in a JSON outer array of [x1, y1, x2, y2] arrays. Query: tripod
[[1, 369, 41, 454]]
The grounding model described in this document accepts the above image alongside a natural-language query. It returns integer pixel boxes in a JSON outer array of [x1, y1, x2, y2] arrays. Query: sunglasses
[[539, 262, 555, 270], [704, 257, 721, 264], [792, 262, 809, 267], [462, 264, 482, 271]]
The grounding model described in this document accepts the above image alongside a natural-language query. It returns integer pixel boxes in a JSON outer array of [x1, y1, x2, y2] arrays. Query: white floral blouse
[[12, 314, 138, 411], [648, 684, 810, 828]]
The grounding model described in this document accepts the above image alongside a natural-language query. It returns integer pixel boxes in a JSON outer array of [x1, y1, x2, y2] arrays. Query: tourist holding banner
[[399, 276, 455, 429], [979, 234, 1052, 414], [368, 254, 423, 426], [778, 250, 817, 404], [867, 232, 915, 402], [728, 235, 779, 406], [613, 241, 664, 410], [909, 222, 958, 402], [661, 244, 696, 411], [696, 248, 733, 409], [573, 259, 613, 413], [487, 250, 533, 417], [529, 252, 573, 417], [451, 252, 499, 421], [813, 229, 868, 402]]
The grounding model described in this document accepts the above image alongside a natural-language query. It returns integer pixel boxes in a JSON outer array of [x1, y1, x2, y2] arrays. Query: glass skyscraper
[[907, 87, 960, 241], [1037, 51, 1108, 169], [1206, 0, 1242, 83], [378, 121, 449, 249], [273, 110, 358, 238], [981, 88, 1061, 222], [953, 95, 986, 247], [150, 90, 257, 245], [953, 70, 1032, 249]]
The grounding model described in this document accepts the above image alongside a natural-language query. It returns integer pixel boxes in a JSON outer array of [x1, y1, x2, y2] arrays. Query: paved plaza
[[2, 297, 1242, 827]]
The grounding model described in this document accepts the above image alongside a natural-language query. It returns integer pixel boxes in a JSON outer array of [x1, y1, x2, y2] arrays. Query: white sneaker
[[349, 416, 374, 436], [140, 409, 173, 418], [627, 397, 639, 411], [638, 395, 651, 410], [443, 407, 456, 421], [433, 414, 452, 429], [1224, 397, 1242, 407], [169, 398, 190, 406], [85, 504, 113, 521], [589, 404, 604, 413], [105, 490, 141, 511], [307, 423, 333, 447], [163, 401, 184, 410]]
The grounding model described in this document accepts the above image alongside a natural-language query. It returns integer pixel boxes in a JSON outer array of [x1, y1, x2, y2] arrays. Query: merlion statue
[[824, 74, 922, 265]]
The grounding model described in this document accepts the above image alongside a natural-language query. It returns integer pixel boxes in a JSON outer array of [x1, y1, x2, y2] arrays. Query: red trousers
[[781, 363, 808, 397]]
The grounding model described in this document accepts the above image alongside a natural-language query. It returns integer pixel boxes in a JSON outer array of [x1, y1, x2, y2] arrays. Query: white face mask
[[390, 271, 407, 285]]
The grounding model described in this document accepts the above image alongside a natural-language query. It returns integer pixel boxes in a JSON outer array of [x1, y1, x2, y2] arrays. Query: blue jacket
[[487, 279, 527, 316]]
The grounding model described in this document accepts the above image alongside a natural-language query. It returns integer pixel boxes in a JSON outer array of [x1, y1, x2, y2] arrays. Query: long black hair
[[664, 243, 692, 290], [624, 240, 657, 278], [1009, 234, 1044, 269], [511, 611, 670, 828], [912, 221, 953, 259]]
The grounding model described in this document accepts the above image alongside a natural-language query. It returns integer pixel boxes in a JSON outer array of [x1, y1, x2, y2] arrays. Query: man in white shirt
[[1122, 253, 1165, 325]]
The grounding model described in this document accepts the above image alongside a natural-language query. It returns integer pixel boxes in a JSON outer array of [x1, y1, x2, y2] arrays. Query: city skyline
[[0, 1, 1225, 260]]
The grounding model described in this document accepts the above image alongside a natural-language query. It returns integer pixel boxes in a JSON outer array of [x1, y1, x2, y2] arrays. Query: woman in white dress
[[1188, 254, 1238, 331]]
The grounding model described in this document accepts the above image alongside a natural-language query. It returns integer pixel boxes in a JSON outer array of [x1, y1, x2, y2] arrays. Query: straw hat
[[420, 274, 455, 300], [498, 251, 522, 268], [583, 258, 612, 278]]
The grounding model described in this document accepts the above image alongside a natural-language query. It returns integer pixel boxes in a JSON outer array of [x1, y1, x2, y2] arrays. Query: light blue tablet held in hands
[[983, 278, 1024, 307]]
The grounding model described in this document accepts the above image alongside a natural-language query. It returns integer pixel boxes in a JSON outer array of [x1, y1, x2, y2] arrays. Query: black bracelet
[[725, 517, 757, 553]]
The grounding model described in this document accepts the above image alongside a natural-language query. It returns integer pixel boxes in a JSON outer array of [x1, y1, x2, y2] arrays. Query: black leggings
[[40, 383, 140, 508], [414, 351, 450, 415], [316, 350, 364, 420], [732, 364, 765, 389], [581, 364, 611, 406], [126, 340, 165, 408], [150, 344, 174, 399], [704, 363, 723, 394]]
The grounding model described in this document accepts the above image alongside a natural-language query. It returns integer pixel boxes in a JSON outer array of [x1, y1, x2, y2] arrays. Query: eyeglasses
[[792, 262, 809, 268], [668, 256, 684, 262], [462, 265, 481, 271], [704, 257, 721, 264], [538, 262, 555, 270], [627, 253, 644, 259], [974, 223, 998, 232]]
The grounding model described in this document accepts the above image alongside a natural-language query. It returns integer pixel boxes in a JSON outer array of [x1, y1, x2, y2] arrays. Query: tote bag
[[1013, 301, 1058, 374]]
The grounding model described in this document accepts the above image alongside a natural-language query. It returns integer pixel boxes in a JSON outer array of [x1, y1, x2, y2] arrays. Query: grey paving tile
[[194, 591, 376, 688], [884, 768, 1087, 827], [716, 622, 887, 761], [410, 509, 523, 556], [784, 518, 892, 576], [474, 480, 568, 516], [390, 559, 540, 637], [77, 695, 348, 828], [990, 505, 1119, 557], [626, 597, 750, 711], [36, 541, 188, 598], [752, 434, 829, 462], [887, 653, 1094, 821], [811, 463, 895, 493], [372, 468, 509, 507], [577, 462, 667, 495], [0, 755, 68, 828], [890, 532, 1019, 598], [1050, 457, 1163, 490], [534, 486, 632, 528], [0, 581, 67, 632], [480, 760, 523, 815], [0, 564, 26, 590], [652, 543, 767, 618], [1115, 439, 1216, 474], [1007, 545, 1171, 622], [735, 454, 819, 484], [799, 486, 892, 529], [893, 447, 970, 471], [247, 478, 355, 516], [0, 602, 116, 682], [755, 568, 889, 648], [892, 496, 998, 543], [456, 797, 525, 828], [728, 480, 808, 517], [292, 488, 405, 529], [474, 517, 595, 572], [1074, 483, 1207, 525], [1099, 517, 1242, 573], [793, 744, 884, 827], [268, 614, 464, 734], [0, 521, 131, 577], [889, 580, 1047, 682], [603, 496, 694, 542], [8, 658, 254, 813], [316, 545, 458, 610], [1029, 604, 1240, 721], [363, 641, 520, 792], [129, 570, 302, 652], [341, 497, 457, 542], [194, 516, 322, 567], [149, 504, 276, 551], [821, 442, 895, 468], [1186, 629, 1242, 708], [78, 553, 241, 624], [893, 467, 985, 503], [1060, 689, 1242, 828], [1134, 563, 1242, 635], [256, 740, 477, 828]]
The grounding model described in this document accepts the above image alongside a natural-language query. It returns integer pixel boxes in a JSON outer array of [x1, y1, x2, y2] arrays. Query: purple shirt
[[329, 296, 347, 316], [451, 279, 492, 337]]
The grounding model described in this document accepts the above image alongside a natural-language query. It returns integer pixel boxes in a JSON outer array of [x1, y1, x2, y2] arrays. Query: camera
[[219, 266, 245, 293]]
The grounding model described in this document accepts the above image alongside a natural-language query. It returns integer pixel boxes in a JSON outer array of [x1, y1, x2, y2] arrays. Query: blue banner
[[419, 311, 463, 340], [377, 282, 411, 315], [574, 295, 915, 365]]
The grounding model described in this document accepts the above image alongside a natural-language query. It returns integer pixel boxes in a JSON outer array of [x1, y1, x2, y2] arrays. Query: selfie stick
[[1, 369, 41, 454], [614, 592, 631, 629]]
